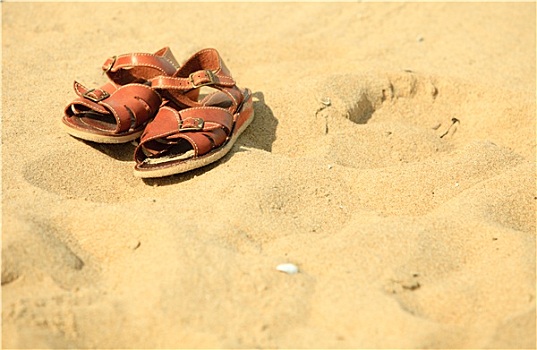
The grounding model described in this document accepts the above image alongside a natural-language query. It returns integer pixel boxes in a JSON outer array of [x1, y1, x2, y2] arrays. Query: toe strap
[[65, 81, 162, 134], [135, 106, 234, 163]]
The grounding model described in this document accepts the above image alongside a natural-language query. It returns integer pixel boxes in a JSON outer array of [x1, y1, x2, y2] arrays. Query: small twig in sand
[[315, 97, 332, 116], [315, 97, 332, 134], [440, 118, 460, 138]]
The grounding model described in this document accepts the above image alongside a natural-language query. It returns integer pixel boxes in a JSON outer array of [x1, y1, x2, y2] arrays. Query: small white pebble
[[276, 263, 299, 274], [455, 182, 460, 187], [328, 164, 333, 170]]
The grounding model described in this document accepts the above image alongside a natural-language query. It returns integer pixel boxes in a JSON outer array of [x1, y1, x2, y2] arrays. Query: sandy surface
[[2, 2, 536, 349]]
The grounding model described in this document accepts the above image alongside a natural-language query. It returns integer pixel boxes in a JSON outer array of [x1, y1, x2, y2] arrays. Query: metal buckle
[[102, 55, 117, 74], [82, 88, 110, 102], [189, 70, 216, 88], [179, 118, 205, 132]]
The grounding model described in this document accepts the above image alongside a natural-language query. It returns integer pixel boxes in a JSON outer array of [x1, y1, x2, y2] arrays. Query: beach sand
[[2, 2, 536, 349]]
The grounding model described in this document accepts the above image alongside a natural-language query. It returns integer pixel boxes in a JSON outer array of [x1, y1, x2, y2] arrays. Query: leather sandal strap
[[135, 106, 233, 161], [140, 106, 234, 140], [102, 47, 180, 85], [178, 107, 234, 133], [149, 70, 236, 91], [152, 48, 241, 108], [133, 48, 246, 163], [173, 128, 228, 156], [66, 81, 162, 133], [103, 47, 179, 74]]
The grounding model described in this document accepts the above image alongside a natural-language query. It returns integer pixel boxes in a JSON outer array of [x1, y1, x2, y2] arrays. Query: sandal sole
[[61, 118, 143, 144], [133, 109, 254, 178]]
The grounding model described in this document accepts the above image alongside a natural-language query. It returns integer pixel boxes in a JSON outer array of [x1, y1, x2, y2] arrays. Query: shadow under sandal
[[133, 48, 254, 178], [62, 47, 180, 143]]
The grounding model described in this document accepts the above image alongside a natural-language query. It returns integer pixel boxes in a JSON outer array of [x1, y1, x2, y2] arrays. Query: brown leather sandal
[[62, 47, 179, 143], [133, 48, 254, 178]]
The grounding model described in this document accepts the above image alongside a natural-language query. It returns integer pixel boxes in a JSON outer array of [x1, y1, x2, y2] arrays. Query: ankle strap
[[149, 69, 236, 91], [103, 47, 179, 84]]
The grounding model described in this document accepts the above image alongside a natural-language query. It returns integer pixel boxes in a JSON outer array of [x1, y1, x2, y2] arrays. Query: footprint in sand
[[270, 71, 456, 165], [2, 215, 95, 290], [2, 215, 102, 349], [379, 214, 535, 327], [22, 142, 144, 203], [303, 71, 533, 169]]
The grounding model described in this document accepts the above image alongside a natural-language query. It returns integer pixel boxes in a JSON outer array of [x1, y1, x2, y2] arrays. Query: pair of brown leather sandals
[[62, 48, 254, 178]]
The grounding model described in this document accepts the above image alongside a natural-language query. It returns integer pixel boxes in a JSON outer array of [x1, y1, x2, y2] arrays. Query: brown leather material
[[133, 48, 254, 172], [149, 70, 236, 91], [136, 106, 234, 159], [154, 48, 241, 109], [63, 47, 179, 141], [64, 82, 162, 134], [103, 47, 179, 86], [231, 91, 254, 135]]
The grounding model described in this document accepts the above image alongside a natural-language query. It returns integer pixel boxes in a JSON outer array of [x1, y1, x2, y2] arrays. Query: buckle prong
[[102, 55, 117, 75], [189, 70, 216, 89], [179, 118, 205, 131], [82, 88, 110, 102]]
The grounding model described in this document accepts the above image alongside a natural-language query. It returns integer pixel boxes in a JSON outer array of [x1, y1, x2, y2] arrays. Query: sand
[[2, 2, 536, 349]]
